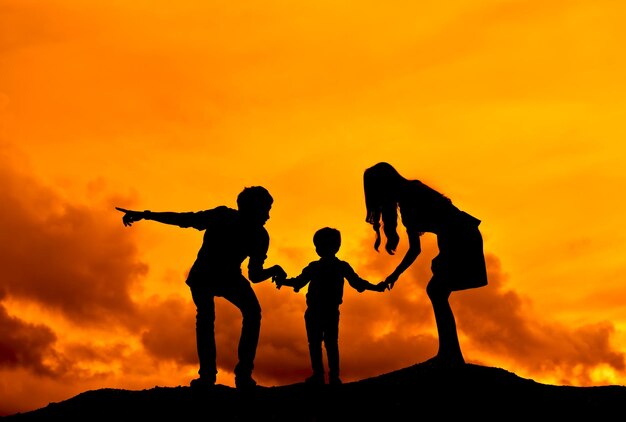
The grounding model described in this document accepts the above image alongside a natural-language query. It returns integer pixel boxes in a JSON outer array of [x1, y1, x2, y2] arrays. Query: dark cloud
[[0, 148, 148, 328], [140, 294, 197, 366], [0, 145, 160, 381], [0, 303, 58, 375], [1, 143, 624, 394]]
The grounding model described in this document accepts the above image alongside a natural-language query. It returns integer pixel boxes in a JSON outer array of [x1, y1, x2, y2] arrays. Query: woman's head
[[363, 162, 404, 255]]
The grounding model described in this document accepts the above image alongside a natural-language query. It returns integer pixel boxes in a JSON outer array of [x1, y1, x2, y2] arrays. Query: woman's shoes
[[423, 354, 465, 369]]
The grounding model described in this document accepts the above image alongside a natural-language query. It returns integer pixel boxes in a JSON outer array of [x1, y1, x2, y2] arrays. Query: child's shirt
[[283, 256, 376, 308]]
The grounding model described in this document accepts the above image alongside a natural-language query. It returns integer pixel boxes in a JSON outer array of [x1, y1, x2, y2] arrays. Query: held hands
[[116, 207, 145, 227], [374, 281, 388, 292], [271, 266, 287, 289], [380, 273, 399, 291], [271, 267, 301, 293]]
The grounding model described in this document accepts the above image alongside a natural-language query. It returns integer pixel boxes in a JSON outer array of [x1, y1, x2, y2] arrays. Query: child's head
[[313, 227, 341, 258]]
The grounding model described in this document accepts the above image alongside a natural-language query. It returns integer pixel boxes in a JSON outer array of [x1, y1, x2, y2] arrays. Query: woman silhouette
[[364, 162, 488, 367]]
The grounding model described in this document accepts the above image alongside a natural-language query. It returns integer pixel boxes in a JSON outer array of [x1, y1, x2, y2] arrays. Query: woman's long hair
[[364, 162, 403, 254], [364, 162, 452, 255]]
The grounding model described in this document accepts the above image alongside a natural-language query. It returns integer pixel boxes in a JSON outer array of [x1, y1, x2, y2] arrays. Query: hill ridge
[[4, 362, 626, 420]]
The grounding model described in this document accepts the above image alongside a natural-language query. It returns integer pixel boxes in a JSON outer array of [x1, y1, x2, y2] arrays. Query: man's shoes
[[190, 376, 216, 390], [304, 373, 325, 385], [235, 375, 258, 391], [328, 376, 342, 385]]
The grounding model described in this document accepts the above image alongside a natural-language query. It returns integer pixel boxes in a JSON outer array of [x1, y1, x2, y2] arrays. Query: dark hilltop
[[3, 361, 625, 421]]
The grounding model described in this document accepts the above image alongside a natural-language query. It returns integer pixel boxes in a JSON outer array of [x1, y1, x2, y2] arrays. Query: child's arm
[[343, 262, 386, 293], [275, 266, 311, 292], [275, 276, 308, 292], [275, 277, 294, 290], [353, 278, 385, 293]]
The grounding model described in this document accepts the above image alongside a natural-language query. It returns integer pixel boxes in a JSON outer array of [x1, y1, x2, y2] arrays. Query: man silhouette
[[116, 186, 287, 390]]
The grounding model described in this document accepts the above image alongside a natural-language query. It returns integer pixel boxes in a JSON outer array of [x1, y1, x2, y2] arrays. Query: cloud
[[0, 146, 148, 328], [139, 294, 197, 366], [1, 139, 624, 415], [326, 228, 626, 385], [0, 302, 58, 375]]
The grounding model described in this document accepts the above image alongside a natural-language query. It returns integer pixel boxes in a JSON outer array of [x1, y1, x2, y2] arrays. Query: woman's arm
[[385, 229, 421, 289]]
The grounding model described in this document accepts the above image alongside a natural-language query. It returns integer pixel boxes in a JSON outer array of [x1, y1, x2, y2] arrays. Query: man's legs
[[190, 286, 217, 386], [222, 276, 262, 388]]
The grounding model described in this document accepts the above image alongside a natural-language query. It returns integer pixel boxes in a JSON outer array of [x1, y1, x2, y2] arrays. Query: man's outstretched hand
[[116, 207, 144, 227]]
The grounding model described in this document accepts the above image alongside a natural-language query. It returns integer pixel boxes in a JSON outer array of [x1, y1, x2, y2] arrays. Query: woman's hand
[[384, 273, 399, 290]]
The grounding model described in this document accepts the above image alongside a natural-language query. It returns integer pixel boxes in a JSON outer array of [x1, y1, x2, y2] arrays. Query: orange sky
[[2, 0, 626, 416]]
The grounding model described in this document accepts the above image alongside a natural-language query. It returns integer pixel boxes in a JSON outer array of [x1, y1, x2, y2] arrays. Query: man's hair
[[237, 186, 273, 210], [313, 227, 341, 255]]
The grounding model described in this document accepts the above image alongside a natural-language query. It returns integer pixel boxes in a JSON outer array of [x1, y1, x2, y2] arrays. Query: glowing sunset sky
[[2, 0, 626, 416]]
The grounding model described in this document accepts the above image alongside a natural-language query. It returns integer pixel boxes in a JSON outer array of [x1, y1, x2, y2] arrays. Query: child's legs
[[305, 308, 324, 375], [322, 308, 340, 378]]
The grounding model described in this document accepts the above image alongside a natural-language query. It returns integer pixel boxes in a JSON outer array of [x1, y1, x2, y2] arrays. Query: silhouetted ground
[[3, 361, 625, 421]]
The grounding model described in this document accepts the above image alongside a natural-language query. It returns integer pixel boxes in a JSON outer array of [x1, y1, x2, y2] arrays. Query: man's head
[[237, 186, 274, 225]]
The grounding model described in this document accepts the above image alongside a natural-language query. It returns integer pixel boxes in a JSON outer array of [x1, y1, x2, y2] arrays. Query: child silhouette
[[276, 227, 385, 385]]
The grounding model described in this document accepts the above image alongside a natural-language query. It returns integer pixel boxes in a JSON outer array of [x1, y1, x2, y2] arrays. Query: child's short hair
[[237, 186, 273, 211], [313, 227, 341, 255]]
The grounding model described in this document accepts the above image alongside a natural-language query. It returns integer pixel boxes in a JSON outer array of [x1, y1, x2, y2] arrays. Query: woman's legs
[[426, 275, 464, 365]]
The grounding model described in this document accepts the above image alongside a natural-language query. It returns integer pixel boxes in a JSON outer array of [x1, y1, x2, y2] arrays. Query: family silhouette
[[116, 162, 488, 390]]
